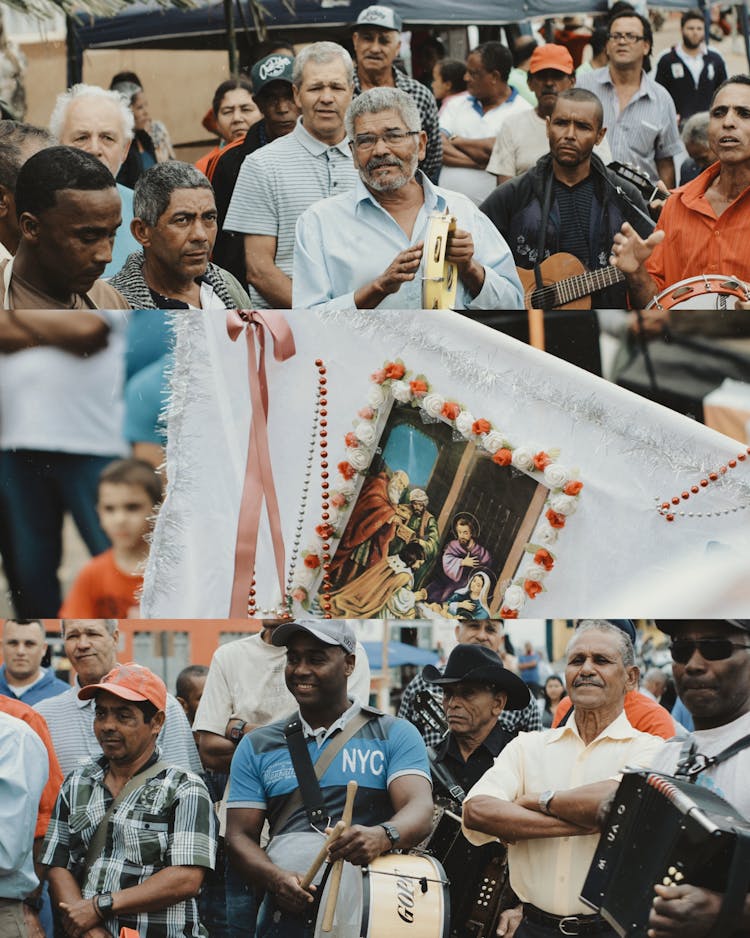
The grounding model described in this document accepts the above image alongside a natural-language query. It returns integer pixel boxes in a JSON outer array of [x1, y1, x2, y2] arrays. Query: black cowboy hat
[[656, 619, 750, 635], [422, 644, 531, 710]]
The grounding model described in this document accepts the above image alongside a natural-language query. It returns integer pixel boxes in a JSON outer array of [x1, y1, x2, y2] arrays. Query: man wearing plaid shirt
[[41, 663, 217, 938], [399, 620, 542, 746]]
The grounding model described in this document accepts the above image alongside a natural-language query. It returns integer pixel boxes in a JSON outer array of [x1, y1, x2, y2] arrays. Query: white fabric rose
[[502, 584, 525, 610], [367, 384, 387, 409], [454, 410, 476, 437], [482, 430, 505, 453], [347, 446, 371, 471], [336, 478, 356, 497], [296, 561, 317, 588], [549, 493, 578, 515], [543, 463, 570, 489], [524, 562, 548, 582], [391, 380, 412, 403], [354, 421, 377, 445], [511, 446, 534, 472], [422, 392, 445, 418], [537, 525, 559, 545]]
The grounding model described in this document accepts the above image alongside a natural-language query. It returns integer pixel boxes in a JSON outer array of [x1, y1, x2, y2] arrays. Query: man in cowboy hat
[[643, 619, 750, 938], [462, 620, 663, 938], [423, 644, 531, 936], [41, 662, 216, 938]]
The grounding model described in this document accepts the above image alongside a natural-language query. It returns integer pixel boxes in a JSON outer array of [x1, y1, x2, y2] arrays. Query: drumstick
[[300, 821, 346, 890], [322, 780, 358, 932]]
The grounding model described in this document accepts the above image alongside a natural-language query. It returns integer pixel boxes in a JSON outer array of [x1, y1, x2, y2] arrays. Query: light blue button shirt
[[293, 171, 523, 311], [0, 711, 48, 899], [105, 183, 140, 280]]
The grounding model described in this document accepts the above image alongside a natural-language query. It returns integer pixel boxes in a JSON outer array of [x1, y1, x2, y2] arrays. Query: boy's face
[[97, 482, 153, 551]]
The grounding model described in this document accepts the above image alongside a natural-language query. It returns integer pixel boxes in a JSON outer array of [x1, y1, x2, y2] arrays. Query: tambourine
[[422, 210, 458, 310], [646, 274, 750, 310]]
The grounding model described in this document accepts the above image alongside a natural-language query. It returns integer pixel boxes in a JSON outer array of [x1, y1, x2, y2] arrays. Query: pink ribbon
[[226, 310, 296, 617]]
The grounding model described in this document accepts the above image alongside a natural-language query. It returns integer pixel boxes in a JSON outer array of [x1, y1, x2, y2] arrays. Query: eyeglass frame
[[669, 637, 750, 664], [607, 31, 647, 43], [351, 129, 421, 151]]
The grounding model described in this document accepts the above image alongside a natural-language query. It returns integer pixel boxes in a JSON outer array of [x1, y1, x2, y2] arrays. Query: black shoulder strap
[[675, 732, 750, 781], [284, 717, 327, 827], [558, 704, 573, 727], [427, 745, 466, 804]]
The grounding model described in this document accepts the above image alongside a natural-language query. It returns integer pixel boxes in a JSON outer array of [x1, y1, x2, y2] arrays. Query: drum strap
[[675, 733, 750, 780], [278, 709, 374, 831]]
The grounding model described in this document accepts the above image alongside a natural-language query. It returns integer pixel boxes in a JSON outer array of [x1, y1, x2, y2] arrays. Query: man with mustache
[[462, 620, 663, 938], [642, 619, 750, 938], [293, 86, 522, 311], [487, 44, 611, 185], [610, 75, 750, 310]]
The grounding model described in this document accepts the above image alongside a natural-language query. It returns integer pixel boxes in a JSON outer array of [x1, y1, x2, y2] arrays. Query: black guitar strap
[[427, 746, 466, 804], [533, 170, 555, 298], [675, 732, 750, 780]]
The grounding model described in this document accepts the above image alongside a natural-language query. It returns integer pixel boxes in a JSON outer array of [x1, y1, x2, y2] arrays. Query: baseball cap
[[272, 620, 357, 655], [355, 5, 403, 32], [528, 44, 574, 75], [251, 54, 295, 97], [78, 662, 167, 711]]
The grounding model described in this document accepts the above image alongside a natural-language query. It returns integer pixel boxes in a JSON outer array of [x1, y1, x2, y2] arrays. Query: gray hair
[[133, 161, 214, 226], [49, 83, 135, 143], [568, 620, 635, 668], [345, 86, 421, 139], [681, 110, 709, 148], [60, 619, 118, 637], [292, 41, 353, 88], [111, 81, 142, 106]]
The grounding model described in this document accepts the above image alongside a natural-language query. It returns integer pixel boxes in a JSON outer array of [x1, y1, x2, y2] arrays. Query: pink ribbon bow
[[226, 310, 296, 617]]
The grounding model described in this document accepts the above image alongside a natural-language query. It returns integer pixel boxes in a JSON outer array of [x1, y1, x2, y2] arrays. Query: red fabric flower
[[546, 508, 566, 529], [500, 607, 519, 619], [564, 480, 583, 496], [338, 461, 356, 481], [303, 554, 320, 570], [384, 362, 406, 380], [533, 548, 554, 571], [344, 432, 358, 448], [330, 492, 347, 508], [533, 451, 551, 471], [315, 523, 334, 540], [441, 401, 460, 420], [524, 579, 543, 599], [492, 448, 513, 467], [370, 369, 386, 384], [409, 379, 428, 395], [472, 418, 492, 435], [358, 407, 375, 420]]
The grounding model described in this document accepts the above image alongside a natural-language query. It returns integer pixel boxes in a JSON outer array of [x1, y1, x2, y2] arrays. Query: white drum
[[360, 853, 450, 938], [646, 274, 750, 310]]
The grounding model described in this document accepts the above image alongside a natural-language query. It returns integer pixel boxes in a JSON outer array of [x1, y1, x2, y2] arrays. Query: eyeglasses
[[670, 638, 750, 663], [608, 32, 646, 43], [352, 129, 420, 151]]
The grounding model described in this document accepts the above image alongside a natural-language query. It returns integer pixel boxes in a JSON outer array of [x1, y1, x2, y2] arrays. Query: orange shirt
[[0, 695, 64, 838], [59, 548, 142, 618], [552, 689, 676, 739], [647, 161, 750, 292]]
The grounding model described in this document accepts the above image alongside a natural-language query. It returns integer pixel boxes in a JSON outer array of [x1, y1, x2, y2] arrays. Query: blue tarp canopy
[[73, 0, 611, 49], [362, 641, 440, 671]]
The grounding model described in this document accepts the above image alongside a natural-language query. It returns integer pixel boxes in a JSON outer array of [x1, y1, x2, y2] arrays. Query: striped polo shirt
[[223, 118, 357, 308], [577, 66, 683, 182]]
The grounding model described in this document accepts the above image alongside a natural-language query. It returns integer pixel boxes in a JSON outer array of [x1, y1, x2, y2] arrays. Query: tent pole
[[224, 0, 238, 74]]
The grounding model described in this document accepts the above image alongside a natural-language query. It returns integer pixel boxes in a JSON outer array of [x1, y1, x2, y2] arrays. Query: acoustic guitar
[[516, 252, 626, 311]]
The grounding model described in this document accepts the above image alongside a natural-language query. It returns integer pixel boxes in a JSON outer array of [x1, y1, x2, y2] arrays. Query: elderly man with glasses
[[293, 86, 523, 311], [577, 9, 682, 188], [642, 619, 750, 938]]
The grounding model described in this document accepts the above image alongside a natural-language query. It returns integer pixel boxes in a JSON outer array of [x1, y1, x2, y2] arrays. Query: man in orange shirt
[[611, 75, 750, 310]]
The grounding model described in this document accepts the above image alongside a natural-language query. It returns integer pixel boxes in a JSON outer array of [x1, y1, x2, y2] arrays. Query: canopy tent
[[362, 641, 440, 671]]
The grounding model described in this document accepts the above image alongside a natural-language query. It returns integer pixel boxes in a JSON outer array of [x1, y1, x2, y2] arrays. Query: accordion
[[580, 769, 750, 938]]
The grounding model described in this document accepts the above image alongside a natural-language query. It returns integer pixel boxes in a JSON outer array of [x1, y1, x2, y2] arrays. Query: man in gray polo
[[223, 41, 357, 308]]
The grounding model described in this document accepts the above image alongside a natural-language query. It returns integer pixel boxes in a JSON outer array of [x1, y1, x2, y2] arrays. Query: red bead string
[[247, 574, 257, 617], [316, 359, 333, 618], [657, 447, 749, 522]]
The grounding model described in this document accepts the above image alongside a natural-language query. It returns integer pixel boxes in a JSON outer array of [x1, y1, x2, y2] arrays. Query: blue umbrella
[[363, 641, 440, 671]]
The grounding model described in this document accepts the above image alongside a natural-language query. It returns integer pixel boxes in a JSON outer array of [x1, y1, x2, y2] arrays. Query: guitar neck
[[535, 265, 626, 308]]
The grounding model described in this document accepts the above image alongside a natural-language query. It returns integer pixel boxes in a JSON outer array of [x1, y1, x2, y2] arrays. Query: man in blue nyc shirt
[[226, 620, 433, 938]]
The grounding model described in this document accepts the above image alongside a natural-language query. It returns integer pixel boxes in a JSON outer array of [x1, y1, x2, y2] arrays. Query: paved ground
[[0, 9, 747, 619]]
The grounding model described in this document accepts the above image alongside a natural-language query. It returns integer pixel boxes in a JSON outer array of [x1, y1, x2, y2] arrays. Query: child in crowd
[[431, 58, 468, 113], [59, 458, 163, 617]]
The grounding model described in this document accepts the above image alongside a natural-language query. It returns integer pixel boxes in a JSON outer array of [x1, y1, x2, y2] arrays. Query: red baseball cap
[[78, 662, 167, 711], [529, 44, 574, 76]]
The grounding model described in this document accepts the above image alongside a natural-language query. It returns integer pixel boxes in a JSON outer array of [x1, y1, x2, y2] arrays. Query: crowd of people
[[1, 616, 748, 938]]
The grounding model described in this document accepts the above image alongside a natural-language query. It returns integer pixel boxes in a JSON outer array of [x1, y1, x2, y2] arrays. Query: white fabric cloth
[[0, 311, 129, 455], [649, 708, 750, 819], [439, 91, 532, 203], [141, 308, 750, 618]]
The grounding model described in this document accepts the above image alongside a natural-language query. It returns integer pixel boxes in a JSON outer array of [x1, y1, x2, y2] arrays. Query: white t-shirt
[[439, 90, 532, 204], [0, 310, 129, 455], [649, 708, 750, 819], [486, 108, 613, 178]]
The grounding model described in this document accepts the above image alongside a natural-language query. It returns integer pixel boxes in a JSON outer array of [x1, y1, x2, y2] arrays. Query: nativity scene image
[[318, 402, 549, 619]]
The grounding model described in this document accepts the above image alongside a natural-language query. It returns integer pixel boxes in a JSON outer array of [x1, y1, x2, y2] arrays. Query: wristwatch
[[380, 823, 400, 848], [95, 892, 114, 919], [538, 790, 556, 816], [228, 720, 248, 745]]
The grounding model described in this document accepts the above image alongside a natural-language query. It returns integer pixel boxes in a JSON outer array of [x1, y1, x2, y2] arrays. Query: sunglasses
[[670, 638, 750, 664]]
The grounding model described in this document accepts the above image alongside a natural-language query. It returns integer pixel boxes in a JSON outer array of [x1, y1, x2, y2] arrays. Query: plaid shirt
[[41, 749, 217, 938], [398, 670, 542, 748], [352, 66, 443, 183]]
